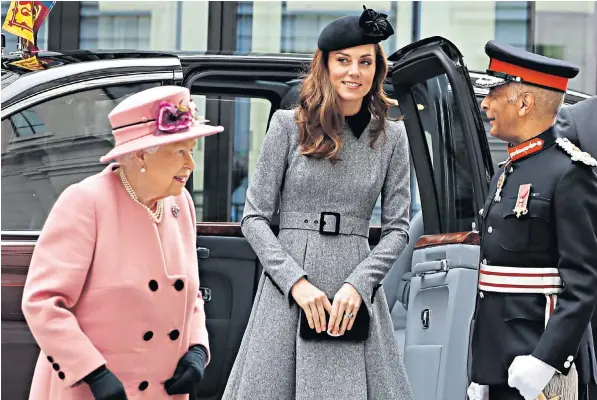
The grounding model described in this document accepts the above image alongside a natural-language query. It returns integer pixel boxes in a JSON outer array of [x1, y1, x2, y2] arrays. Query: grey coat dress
[[222, 108, 413, 400]]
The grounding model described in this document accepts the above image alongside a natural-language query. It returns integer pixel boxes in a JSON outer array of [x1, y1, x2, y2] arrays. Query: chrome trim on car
[[1, 241, 38, 246], [1, 231, 41, 236], [1, 57, 182, 105]]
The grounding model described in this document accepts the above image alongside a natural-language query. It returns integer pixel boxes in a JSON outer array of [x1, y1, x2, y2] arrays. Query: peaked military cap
[[474, 40, 579, 92], [317, 5, 394, 52]]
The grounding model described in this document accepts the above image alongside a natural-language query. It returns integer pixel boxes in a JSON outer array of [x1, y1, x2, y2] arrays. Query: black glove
[[164, 345, 208, 395], [83, 365, 128, 400]]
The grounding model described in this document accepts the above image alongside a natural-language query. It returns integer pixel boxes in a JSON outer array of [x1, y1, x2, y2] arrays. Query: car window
[[190, 94, 272, 222], [410, 73, 478, 233], [1, 82, 161, 231]]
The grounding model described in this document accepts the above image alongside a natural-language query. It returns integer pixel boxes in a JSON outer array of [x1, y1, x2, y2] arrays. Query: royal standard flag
[[9, 55, 44, 71], [2, 1, 35, 44], [32, 1, 55, 32]]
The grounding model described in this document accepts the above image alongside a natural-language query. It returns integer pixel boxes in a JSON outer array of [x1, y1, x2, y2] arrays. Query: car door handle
[[197, 247, 210, 259], [199, 287, 211, 302], [399, 272, 413, 309], [413, 259, 449, 276]]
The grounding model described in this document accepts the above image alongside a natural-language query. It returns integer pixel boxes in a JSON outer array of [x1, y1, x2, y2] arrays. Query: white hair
[[115, 146, 160, 164], [506, 83, 564, 117]]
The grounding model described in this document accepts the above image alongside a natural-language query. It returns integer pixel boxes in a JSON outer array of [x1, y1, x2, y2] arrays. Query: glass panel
[[1, 82, 160, 231], [1, 1, 49, 52], [79, 1, 209, 51], [236, 1, 398, 55], [418, 1, 531, 71], [533, 1, 596, 94], [494, 1, 529, 49], [411, 73, 476, 233], [189, 95, 272, 222], [236, 1, 531, 72]]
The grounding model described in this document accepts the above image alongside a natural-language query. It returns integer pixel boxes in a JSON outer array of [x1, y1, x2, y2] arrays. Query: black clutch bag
[[299, 300, 370, 341]]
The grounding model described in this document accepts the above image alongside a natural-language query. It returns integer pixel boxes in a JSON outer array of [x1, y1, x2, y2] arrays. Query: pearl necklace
[[119, 168, 164, 223]]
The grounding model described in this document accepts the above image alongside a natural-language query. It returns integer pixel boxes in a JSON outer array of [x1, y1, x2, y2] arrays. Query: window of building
[[532, 1, 596, 94], [280, 2, 398, 54], [494, 1, 530, 49], [80, 1, 151, 50], [8, 109, 48, 138], [236, 1, 397, 55], [79, 1, 209, 51]]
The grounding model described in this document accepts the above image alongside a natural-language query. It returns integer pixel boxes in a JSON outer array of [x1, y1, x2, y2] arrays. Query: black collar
[[345, 101, 372, 139]]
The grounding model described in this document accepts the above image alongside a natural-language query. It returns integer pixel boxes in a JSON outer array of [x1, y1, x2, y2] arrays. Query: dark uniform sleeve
[[554, 106, 580, 146], [533, 164, 597, 374]]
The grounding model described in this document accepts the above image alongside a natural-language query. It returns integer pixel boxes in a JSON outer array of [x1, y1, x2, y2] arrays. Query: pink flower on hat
[[157, 99, 210, 133], [157, 100, 194, 133]]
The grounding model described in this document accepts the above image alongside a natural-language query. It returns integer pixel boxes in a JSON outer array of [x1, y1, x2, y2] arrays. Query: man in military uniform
[[467, 41, 597, 400]]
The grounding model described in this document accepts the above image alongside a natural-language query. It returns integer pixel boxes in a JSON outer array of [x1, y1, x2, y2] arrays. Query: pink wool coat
[[22, 164, 210, 400]]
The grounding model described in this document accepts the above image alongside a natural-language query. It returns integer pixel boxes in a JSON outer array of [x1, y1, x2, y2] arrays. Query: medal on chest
[[513, 183, 531, 218], [493, 164, 508, 202]]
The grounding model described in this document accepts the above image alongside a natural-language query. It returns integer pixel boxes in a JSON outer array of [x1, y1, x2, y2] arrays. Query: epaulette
[[555, 137, 597, 167]]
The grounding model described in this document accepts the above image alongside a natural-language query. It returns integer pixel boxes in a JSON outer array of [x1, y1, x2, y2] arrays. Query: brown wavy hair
[[295, 43, 393, 163]]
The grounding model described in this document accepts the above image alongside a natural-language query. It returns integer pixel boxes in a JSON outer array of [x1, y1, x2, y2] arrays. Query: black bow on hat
[[317, 5, 395, 52], [359, 5, 394, 39]]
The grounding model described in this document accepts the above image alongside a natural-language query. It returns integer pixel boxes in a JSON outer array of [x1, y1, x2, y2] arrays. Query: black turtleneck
[[345, 100, 372, 139]]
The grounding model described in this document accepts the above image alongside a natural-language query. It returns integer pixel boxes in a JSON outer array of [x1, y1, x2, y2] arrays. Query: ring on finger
[[345, 312, 354, 319]]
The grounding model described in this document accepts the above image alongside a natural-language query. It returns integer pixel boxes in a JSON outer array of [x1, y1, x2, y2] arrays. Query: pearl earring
[[141, 167, 146, 173]]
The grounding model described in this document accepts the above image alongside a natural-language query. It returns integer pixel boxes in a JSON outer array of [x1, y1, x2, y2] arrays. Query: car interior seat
[[382, 210, 424, 351]]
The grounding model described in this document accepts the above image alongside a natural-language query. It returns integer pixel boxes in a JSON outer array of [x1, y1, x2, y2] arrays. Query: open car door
[[388, 37, 494, 400]]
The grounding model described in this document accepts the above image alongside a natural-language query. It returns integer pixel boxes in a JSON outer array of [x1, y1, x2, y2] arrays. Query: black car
[[1, 37, 592, 400]]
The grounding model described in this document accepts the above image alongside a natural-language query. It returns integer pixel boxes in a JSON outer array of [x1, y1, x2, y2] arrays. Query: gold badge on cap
[[513, 184, 531, 218]]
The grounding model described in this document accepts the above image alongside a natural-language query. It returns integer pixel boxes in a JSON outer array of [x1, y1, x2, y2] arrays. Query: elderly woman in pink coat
[[21, 86, 224, 400]]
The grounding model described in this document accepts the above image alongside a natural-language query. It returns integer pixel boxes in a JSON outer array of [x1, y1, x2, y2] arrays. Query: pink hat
[[100, 86, 224, 163]]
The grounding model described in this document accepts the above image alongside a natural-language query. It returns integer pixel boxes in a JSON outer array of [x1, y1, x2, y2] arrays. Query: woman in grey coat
[[223, 6, 413, 400]]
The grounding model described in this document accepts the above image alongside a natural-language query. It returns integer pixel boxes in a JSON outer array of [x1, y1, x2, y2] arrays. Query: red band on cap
[[489, 59, 569, 91]]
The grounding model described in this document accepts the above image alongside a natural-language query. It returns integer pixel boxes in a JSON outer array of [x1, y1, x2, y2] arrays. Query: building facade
[[4, 1, 594, 94]]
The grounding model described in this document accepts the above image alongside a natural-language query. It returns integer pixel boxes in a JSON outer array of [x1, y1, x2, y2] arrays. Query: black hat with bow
[[317, 5, 395, 52]]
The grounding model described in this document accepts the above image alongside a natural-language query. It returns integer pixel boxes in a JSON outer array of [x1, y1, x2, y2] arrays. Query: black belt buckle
[[319, 212, 340, 236]]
